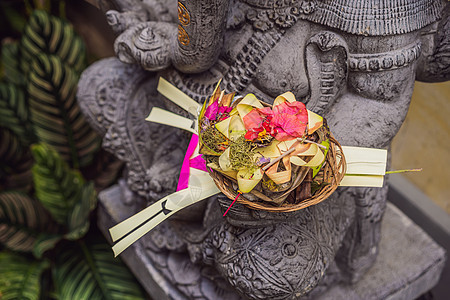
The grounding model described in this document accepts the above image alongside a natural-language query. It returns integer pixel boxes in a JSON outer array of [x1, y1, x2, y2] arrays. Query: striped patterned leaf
[[33, 233, 62, 259], [0, 191, 55, 252], [65, 182, 97, 240], [32, 143, 84, 225], [0, 82, 35, 146], [0, 127, 33, 190], [20, 9, 86, 75], [28, 54, 100, 168], [0, 251, 50, 300], [54, 240, 145, 300], [1, 41, 25, 86]]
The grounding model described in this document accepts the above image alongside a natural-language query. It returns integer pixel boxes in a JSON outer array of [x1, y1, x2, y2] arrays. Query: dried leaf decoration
[[198, 86, 330, 195]]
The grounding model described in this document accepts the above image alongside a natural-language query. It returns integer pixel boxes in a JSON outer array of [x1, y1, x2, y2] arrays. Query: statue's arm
[[416, 3, 450, 82], [171, 0, 230, 73]]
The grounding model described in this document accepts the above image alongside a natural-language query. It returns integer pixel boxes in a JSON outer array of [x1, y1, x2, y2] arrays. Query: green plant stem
[[386, 168, 422, 174]]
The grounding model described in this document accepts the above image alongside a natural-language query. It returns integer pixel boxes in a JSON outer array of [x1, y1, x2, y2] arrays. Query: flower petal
[[243, 109, 264, 130], [204, 100, 219, 120]]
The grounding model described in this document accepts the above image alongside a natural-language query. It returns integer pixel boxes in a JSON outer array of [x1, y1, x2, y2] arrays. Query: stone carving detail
[[177, 2, 190, 26], [199, 193, 355, 300], [114, 22, 177, 71], [349, 41, 422, 72], [244, 0, 317, 31], [78, 0, 450, 299], [305, 31, 348, 114], [241, 0, 441, 35], [417, 4, 450, 82], [177, 25, 190, 46], [163, 28, 284, 103], [78, 58, 188, 198]]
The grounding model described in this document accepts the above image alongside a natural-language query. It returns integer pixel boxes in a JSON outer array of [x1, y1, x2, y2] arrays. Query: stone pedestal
[[98, 183, 445, 300]]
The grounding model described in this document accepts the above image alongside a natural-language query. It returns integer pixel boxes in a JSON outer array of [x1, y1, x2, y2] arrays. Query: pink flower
[[218, 106, 233, 115], [204, 101, 219, 120], [243, 101, 308, 141], [204, 102, 233, 121], [270, 101, 308, 141], [243, 108, 273, 140]]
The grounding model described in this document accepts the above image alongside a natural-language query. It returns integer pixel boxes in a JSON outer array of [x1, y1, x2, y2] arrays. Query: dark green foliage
[[54, 240, 146, 300], [0, 8, 142, 300], [1, 41, 25, 86], [0, 191, 57, 253], [32, 233, 62, 259], [31, 143, 84, 224], [0, 127, 33, 190], [65, 181, 97, 240], [20, 10, 86, 75], [0, 83, 35, 146], [28, 54, 101, 169], [31, 143, 97, 254], [0, 252, 50, 300]]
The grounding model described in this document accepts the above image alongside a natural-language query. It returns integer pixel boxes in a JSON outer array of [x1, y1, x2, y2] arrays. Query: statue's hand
[[114, 22, 177, 71]]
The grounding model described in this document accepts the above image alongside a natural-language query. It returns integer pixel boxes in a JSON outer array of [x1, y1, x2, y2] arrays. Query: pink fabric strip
[[190, 155, 207, 172], [176, 134, 207, 191], [176, 134, 199, 191]]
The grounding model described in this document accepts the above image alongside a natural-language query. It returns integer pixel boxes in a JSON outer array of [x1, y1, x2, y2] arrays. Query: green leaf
[[312, 139, 330, 178], [0, 82, 35, 146], [28, 54, 100, 168], [20, 10, 86, 75], [0, 251, 50, 300], [65, 182, 97, 240], [33, 233, 62, 259], [1, 41, 25, 86], [0, 191, 56, 252], [31, 143, 84, 225], [0, 127, 33, 190], [54, 240, 146, 300]]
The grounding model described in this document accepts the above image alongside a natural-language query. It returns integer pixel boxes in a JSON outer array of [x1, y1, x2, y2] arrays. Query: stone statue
[[78, 0, 450, 299]]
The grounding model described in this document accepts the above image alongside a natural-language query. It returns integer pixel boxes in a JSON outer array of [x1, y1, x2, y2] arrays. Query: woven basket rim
[[207, 135, 346, 212]]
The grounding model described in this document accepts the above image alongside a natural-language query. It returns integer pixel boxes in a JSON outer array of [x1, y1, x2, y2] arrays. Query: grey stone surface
[[98, 183, 446, 300], [317, 203, 446, 300], [78, 0, 450, 299]]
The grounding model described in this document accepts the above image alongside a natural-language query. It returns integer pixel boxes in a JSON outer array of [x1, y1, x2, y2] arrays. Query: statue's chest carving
[[222, 20, 311, 102], [252, 21, 311, 100]]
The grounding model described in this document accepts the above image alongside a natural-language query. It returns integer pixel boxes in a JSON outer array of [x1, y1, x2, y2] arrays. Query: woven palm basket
[[206, 126, 346, 213]]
